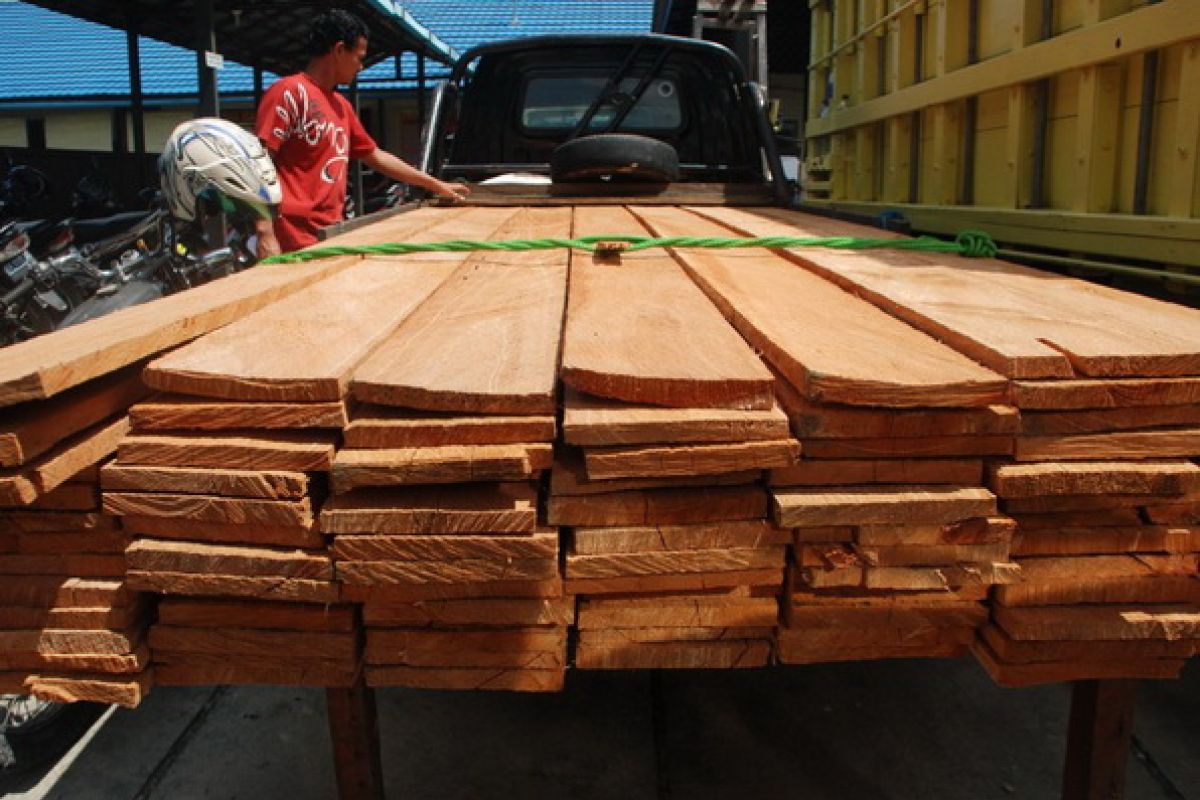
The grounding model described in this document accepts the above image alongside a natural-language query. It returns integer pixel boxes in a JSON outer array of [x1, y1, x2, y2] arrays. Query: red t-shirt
[[255, 72, 377, 252]]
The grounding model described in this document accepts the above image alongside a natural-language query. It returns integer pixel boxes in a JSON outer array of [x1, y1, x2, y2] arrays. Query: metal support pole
[[756, 7, 769, 97], [417, 53, 427, 135], [125, 22, 147, 188], [195, 0, 219, 116], [253, 66, 265, 111], [1061, 680, 1137, 800], [350, 80, 365, 218], [326, 677, 384, 800]]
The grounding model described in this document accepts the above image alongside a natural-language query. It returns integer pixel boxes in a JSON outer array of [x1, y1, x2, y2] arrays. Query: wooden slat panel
[[0, 253, 367, 408], [100, 463, 309, 500], [1011, 377, 1200, 410], [989, 461, 1200, 497], [0, 366, 147, 467], [350, 207, 569, 414], [331, 443, 550, 492], [319, 484, 538, 535], [560, 206, 774, 409], [773, 485, 998, 528], [117, 432, 336, 472], [0, 416, 128, 507], [130, 397, 348, 431], [344, 408, 555, 448], [582, 439, 799, 480], [631, 205, 1006, 407], [563, 389, 789, 446], [698, 206, 1200, 379], [141, 231, 481, 400]]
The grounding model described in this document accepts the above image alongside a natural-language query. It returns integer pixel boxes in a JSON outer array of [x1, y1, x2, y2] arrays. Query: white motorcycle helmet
[[159, 117, 281, 222]]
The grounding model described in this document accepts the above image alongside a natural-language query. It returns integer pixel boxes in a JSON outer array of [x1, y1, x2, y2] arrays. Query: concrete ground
[[2, 657, 1196, 799]]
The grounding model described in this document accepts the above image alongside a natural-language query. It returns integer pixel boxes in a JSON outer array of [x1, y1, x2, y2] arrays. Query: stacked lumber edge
[[0, 203, 1195, 707]]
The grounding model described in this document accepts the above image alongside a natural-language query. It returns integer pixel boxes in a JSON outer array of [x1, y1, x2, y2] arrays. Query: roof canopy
[[22, 0, 457, 76]]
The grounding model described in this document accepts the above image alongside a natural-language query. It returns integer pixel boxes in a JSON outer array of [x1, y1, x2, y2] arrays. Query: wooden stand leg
[[326, 677, 385, 800], [1061, 679, 1137, 800]]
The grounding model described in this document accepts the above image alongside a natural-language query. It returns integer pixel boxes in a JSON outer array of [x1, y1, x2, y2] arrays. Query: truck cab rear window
[[521, 76, 682, 132]]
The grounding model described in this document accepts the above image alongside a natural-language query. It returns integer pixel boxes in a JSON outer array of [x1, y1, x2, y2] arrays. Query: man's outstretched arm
[[361, 148, 470, 201]]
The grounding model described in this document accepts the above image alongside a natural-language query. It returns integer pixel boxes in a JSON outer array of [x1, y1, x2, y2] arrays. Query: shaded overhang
[[22, 0, 457, 74]]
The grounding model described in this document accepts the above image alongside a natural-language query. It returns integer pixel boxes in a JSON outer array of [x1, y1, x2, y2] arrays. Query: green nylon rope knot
[[258, 229, 998, 265], [955, 230, 998, 259]]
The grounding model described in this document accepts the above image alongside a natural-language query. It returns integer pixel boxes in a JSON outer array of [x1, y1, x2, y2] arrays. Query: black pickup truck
[[418, 34, 791, 206]]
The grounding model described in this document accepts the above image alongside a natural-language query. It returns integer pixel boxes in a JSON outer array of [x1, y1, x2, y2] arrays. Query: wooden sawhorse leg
[[1062, 679, 1138, 800], [326, 677, 385, 800]]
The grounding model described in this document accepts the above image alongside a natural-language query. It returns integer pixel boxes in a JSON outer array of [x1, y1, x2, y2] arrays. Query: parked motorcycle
[[0, 220, 78, 345], [1, 118, 279, 344]]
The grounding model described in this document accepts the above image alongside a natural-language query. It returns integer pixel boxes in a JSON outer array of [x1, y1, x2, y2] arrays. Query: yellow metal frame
[[804, 0, 1200, 267]]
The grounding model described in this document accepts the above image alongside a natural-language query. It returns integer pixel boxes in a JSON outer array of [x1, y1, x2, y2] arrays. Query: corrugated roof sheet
[[0, 0, 654, 106], [360, 1, 654, 85], [0, 0, 261, 101]]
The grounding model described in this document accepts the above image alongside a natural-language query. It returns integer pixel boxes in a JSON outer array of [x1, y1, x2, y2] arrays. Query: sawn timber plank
[[129, 396, 348, 431], [571, 520, 792, 554], [343, 408, 555, 448], [769, 458, 984, 486], [319, 484, 538, 535], [773, 485, 997, 528], [141, 257, 462, 402], [698, 206, 1200, 379], [361, 598, 574, 628], [0, 366, 147, 467], [0, 250, 367, 408], [0, 416, 129, 506], [331, 443, 552, 492], [117, 432, 336, 472], [547, 485, 768, 527], [989, 461, 1200, 497], [103, 492, 314, 527], [100, 463, 310, 500], [125, 539, 332, 580], [562, 389, 789, 445], [1013, 429, 1200, 461], [331, 531, 558, 562], [581, 438, 800, 480], [631, 205, 1006, 408], [1011, 377, 1200, 410], [560, 205, 774, 409], [549, 452, 760, 496], [350, 207, 569, 414]]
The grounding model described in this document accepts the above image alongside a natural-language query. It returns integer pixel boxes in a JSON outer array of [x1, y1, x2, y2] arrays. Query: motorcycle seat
[[67, 210, 156, 245]]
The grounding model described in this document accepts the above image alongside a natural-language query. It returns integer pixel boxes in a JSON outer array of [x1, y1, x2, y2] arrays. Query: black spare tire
[[550, 134, 680, 183]]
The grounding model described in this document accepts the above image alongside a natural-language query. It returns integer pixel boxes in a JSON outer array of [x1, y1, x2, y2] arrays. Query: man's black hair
[[307, 9, 369, 58]]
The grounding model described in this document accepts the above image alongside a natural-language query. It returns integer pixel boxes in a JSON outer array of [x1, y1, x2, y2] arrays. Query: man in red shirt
[[254, 9, 467, 255]]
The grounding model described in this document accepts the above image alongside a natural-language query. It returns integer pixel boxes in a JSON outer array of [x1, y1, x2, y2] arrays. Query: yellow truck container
[[802, 0, 1200, 273]]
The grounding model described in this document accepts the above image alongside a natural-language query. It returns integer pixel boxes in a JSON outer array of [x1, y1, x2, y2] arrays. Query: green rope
[[260, 229, 997, 265]]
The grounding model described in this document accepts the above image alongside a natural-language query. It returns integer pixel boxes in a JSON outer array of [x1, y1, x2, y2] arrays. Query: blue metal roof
[[0, 1, 262, 104], [0, 0, 654, 107], [358, 1, 654, 85]]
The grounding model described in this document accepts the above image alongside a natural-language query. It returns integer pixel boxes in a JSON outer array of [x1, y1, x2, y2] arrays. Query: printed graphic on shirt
[[271, 81, 350, 184]]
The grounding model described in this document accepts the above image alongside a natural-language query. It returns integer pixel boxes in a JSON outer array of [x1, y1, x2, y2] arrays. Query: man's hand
[[255, 219, 281, 259], [429, 179, 471, 202]]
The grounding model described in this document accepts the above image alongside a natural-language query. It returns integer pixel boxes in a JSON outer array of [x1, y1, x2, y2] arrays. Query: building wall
[[0, 115, 26, 147]]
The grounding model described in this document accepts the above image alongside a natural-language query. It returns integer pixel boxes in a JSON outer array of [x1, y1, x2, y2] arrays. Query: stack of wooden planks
[[102, 208, 503, 685], [979, 458, 1200, 685], [620, 205, 1018, 665], [151, 598, 360, 687], [4, 200, 1200, 699], [325, 207, 571, 691], [0, 368, 149, 706], [0, 233, 386, 707], [555, 207, 796, 670], [691, 205, 1200, 681]]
